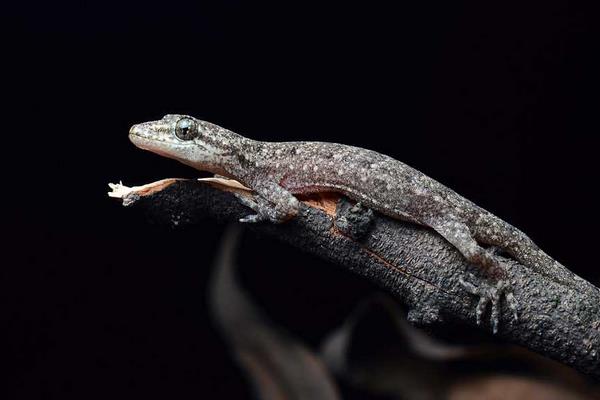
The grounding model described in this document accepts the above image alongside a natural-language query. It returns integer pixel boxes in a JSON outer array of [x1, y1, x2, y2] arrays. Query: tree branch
[[110, 179, 600, 379]]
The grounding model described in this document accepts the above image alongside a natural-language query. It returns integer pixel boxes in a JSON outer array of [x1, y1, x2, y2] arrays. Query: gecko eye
[[175, 117, 198, 140]]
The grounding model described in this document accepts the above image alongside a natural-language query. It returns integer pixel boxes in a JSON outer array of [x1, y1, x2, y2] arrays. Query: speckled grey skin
[[129, 114, 582, 331]]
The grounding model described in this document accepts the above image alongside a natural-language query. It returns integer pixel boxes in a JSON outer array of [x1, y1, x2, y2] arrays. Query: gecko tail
[[508, 238, 576, 288], [477, 214, 581, 289]]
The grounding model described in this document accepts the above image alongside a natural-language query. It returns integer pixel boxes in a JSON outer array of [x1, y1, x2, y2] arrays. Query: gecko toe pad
[[234, 193, 264, 223], [459, 274, 518, 334], [239, 214, 263, 223]]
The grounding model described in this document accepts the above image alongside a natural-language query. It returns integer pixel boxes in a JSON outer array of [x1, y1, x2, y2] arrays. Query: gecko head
[[129, 114, 234, 171]]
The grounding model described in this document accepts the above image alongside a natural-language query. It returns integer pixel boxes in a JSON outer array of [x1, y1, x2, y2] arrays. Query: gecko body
[[129, 114, 580, 332]]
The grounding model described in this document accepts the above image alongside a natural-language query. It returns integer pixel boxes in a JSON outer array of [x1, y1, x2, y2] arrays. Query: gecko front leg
[[430, 217, 518, 333], [236, 181, 300, 224]]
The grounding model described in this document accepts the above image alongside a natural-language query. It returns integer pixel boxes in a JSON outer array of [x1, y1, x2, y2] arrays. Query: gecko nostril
[[129, 125, 139, 136]]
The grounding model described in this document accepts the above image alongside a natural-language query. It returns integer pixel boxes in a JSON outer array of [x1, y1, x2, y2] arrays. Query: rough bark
[[116, 179, 600, 379]]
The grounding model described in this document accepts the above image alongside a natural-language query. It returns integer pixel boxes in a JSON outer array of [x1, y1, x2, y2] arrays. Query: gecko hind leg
[[430, 219, 518, 333], [459, 274, 518, 334], [431, 219, 506, 278]]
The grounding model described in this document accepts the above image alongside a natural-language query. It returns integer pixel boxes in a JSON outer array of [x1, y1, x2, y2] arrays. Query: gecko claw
[[234, 194, 265, 223], [239, 214, 263, 223], [459, 274, 518, 334]]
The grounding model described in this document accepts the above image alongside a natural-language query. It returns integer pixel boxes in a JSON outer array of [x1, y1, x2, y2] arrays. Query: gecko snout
[[129, 124, 142, 136]]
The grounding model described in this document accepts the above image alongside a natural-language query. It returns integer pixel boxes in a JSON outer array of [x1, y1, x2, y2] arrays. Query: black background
[[4, 0, 599, 398]]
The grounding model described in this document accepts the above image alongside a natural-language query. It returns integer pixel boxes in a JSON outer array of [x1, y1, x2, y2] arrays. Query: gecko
[[128, 114, 582, 332]]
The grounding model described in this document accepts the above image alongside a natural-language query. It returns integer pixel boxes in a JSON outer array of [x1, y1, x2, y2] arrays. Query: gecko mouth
[[128, 133, 183, 159], [129, 130, 210, 164], [128, 132, 158, 151]]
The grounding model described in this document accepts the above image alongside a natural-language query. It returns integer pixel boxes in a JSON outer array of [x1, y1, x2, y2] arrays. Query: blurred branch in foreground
[[207, 225, 340, 400]]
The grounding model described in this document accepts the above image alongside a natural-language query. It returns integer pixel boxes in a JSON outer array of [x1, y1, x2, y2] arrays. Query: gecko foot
[[233, 193, 266, 223], [239, 214, 263, 223], [459, 273, 518, 334], [233, 191, 299, 224]]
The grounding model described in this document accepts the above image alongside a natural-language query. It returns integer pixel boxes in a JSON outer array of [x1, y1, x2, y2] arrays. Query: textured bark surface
[[122, 179, 600, 379]]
